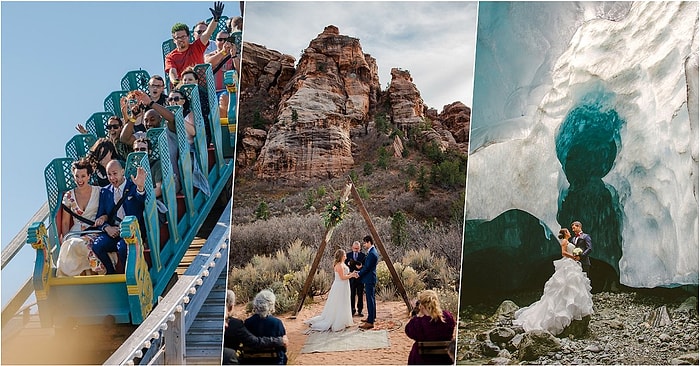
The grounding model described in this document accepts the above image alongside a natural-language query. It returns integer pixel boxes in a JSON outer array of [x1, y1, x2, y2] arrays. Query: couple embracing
[[513, 221, 594, 335], [305, 235, 378, 331]]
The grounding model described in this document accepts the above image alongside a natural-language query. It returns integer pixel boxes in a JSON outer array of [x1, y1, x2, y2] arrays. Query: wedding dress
[[513, 242, 593, 335], [305, 263, 354, 332], [56, 186, 106, 276]]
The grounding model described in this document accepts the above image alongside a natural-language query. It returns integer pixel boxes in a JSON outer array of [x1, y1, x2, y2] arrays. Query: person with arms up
[[165, 2, 224, 88]]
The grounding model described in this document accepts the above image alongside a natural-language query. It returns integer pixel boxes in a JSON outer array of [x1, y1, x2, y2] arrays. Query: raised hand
[[131, 166, 148, 192], [209, 1, 224, 22], [75, 123, 88, 134]]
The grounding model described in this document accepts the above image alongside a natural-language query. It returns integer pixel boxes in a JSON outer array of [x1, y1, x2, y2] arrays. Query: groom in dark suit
[[570, 221, 593, 274], [345, 241, 366, 317], [357, 235, 378, 329], [92, 160, 147, 274]]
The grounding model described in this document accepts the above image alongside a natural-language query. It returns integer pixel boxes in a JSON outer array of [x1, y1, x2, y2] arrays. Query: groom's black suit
[[345, 250, 366, 315], [571, 232, 593, 273]]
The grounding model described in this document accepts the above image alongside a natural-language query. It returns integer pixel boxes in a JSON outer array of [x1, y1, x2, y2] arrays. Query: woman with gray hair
[[244, 290, 287, 364], [223, 290, 287, 365]]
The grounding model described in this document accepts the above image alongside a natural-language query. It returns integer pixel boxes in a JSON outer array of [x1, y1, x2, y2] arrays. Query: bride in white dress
[[56, 158, 106, 277], [513, 228, 594, 335], [305, 249, 358, 332]]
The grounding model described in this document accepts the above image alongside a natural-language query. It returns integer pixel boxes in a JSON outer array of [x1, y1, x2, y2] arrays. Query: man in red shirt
[[165, 1, 224, 87]]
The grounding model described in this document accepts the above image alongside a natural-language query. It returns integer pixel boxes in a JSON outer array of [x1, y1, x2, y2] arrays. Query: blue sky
[[1, 1, 242, 307]]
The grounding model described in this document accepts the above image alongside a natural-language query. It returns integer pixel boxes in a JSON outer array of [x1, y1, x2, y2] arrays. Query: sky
[[0, 1, 242, 308], [0, 1, 478, 308], [243, 2, 477, 110]]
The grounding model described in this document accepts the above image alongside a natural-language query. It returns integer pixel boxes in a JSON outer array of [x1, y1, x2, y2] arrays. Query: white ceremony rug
[[300, 328, 390, 353]]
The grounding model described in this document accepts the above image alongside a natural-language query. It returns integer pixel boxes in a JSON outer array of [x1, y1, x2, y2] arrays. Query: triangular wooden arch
[[293, 178, 412, 316]]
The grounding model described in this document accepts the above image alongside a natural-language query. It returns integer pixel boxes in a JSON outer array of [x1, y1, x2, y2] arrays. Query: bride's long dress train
[[513, 243, 594, 335], [305, 264, 354, 332]]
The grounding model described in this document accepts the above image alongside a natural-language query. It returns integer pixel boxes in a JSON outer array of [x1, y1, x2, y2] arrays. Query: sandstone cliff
[[238, 25, 470, 181], [254, 25, 381, 180]]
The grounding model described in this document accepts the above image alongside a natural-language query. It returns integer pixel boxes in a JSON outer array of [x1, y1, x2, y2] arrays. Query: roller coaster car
[[29, 64, 235, 327]]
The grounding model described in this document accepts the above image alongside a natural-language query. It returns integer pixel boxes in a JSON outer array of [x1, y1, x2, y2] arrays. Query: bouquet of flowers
[[572, 247, 583, 256], [322, 198, 346, 229]]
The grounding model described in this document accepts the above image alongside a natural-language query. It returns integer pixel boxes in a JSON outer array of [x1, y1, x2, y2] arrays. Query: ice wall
[[466, 2, 699, 288]]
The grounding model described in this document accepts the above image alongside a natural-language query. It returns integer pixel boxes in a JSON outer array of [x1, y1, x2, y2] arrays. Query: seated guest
[[92, 160, 147, 274], [204, 30, 238, 118], [75, 115, 131, 159], [133, 138, 162, 199], [56, 158, 106, 276], [147, 75, 168, 107], [165, 88, 210, 196], [193, 20, 217, 55], [223, 290, 287, 365], [88, 138, 125, 187], [121, 96, 164, 147], [244, 290, 287, 365], [405, 290, 456, 365], [179, 66, 212, 143], [165, 2, 224, 87], [129, 90, 182, 193]]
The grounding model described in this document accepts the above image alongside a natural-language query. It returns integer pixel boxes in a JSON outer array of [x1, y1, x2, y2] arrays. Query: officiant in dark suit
[[345, 241, 366, 317]]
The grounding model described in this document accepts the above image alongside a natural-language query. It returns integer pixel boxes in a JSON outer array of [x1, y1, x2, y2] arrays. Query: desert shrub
[[304, 189, 315, 209], [356, 185, 370, 200], [416, 166, 430, 198], [431, 157, 466, 189], [348, 170, 358, 184], [230, 239, 333, 314], [231, 214, 326, 267], [363, 162, 374, 176], [402, 248, 454, 290], [291, 108, 299, 123], [252, 110, 266, 130], [435, 287, 459, 316], [377, 147, 390, 170], [375, 114, 390, 134], [405, 164, 417, 178], [376, 261, 425, 299], [378, 285, 397, 301], [423, 141, 444, 163]]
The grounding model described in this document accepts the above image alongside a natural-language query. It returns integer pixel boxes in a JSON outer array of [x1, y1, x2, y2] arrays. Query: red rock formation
[[439, 101, 471, 145], [254, 25, 381, 180], [387, 68, 425, 133]]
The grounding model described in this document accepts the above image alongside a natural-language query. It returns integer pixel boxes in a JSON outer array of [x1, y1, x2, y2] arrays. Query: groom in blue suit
[[357, 235, 378, 329], [92, 160, 147, 274]]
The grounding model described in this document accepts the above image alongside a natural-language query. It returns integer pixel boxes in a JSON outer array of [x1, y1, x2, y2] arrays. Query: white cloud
[[243, 1, 477, 109]]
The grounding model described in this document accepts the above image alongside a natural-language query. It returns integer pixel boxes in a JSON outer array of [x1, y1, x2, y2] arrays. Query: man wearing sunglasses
[[74, 116, 132, 159], [166, 1, 225, 88], [194, 21, 218, 56], [204, 30, 238, 95]]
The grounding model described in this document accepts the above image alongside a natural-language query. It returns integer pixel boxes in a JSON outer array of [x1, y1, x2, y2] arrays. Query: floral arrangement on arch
[[322, 198, 346, 229]]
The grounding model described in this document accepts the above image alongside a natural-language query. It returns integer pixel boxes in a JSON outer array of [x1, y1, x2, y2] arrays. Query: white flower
[[573, 248, 583, 256]]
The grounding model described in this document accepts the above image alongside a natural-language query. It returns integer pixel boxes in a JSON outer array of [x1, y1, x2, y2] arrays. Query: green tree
[[375, 114, 390, 134], [363, 162, 374, 176], [377, 147, 390, 170], [291, 108, 299, 123], [391, 210, 409, 247], [417, 166, 430, 198], [255, 201, 270, 220]]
